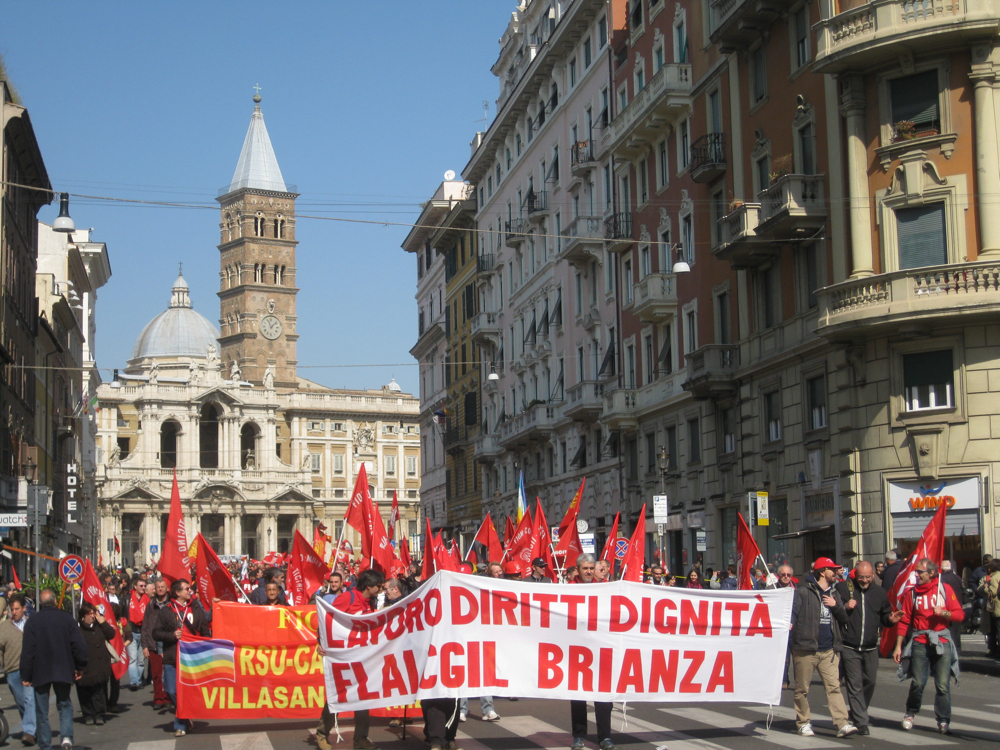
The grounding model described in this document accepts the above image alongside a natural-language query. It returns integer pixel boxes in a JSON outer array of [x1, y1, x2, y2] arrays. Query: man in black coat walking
[[20, 589, 88, 750], [152, 579, 210, 737], [881, 551, 904, 595]]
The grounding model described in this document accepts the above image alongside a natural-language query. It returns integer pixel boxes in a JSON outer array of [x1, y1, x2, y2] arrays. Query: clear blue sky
[[3, 2, 512, 394]]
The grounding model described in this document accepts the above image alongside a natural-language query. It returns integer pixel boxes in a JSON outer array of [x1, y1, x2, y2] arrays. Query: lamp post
[[21, 458, 37, 602], [266, 526, 272, 554], [657, 446, 669, 570]]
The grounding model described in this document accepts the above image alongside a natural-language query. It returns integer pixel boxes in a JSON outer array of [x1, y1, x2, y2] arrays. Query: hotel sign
[[888, 477, 979, 514]]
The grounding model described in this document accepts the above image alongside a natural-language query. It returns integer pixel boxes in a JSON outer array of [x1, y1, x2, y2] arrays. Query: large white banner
[[318, 571, 792, 711]]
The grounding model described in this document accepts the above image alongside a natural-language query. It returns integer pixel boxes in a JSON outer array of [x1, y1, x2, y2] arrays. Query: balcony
[[710, 0, 795, 52], [526, 191, 548, 223], [477, 253, 495, 274], [558, 215, 603, 266], [682, 344, 740, 400], [714, 202, 774, 269], [817, 260, 1000, 340], [757, 174, 827, 239], [505, 218, 529, 247], [474, 433, 504, 463], [571, 141, 597, 176], [470, 311, 501, 348], [443, 427, 470, 453], [689, 133, 726, 184], [624, 272, 678, 323], [601, 387, 639, 432], [498, 401, 561, 448], [607, 63, 693, 158], [605, 212, 633, 253], [410, 316, 446, 359], [813, 0, 999, 75], [564, 380, 605, 423]]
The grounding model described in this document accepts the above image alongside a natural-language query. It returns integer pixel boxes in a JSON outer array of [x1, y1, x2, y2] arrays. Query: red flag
[[398, 535, 412, 569], [366, 498, 395, 576], [114, 535, 120, 554], [503, 508, 534, 575], [287, 529, 331, 605], [434, 533, 459, 572], [129, 588, 149, 624], [11, 566, 21, 590], [504, 516, 516, 546], [389, 490, 400, 537], [600, 512, 621, 564], [345, 466, 373, 556], [466, 547, 478, 566], [530, 498, 557, 579], [879, 500, 949, 655], [473, 513, 504, 564], [313, 523, 329, 560], [159, 470, 190, 585], [554, 518, 583, 568], [558, 478, 586, 537], [81, 559, 129, 680], [736, 513, 763, 590], [421, 519, 436, 579], [621, 505, 647, 582], [193, 533, 245, 609]]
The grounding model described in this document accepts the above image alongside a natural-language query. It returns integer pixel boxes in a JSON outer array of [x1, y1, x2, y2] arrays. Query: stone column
[[971, 44, 1000, 257], [144, 512, 159, 564], [232, 513, 243, 556], [839, 75, 875, 277]]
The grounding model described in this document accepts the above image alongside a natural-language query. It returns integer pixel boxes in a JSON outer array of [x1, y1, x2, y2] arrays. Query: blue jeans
[[459, 696, 495, 716], [906, 639, 953, 723], [127, 631, 143, 686], [162, 664, 185, 731], [34, 682, 74, 747], [7, 670, 36, 736]]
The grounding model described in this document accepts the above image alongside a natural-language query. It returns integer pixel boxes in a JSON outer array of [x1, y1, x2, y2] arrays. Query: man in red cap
[[790, 557, 857, 738]]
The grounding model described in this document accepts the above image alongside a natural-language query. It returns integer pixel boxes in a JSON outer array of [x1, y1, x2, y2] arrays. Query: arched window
[[241, 422, 259, 469], [275, 265, 284, 285], [225, 213, 232, 241], [254, 212, 266, 237], [254, 264, 263, 283], [199, 404, 221, 468], [160, 420, 180, 468]]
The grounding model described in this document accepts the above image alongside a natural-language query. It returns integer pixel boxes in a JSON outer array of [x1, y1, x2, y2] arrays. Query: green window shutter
[[897, 204, 946, 269]]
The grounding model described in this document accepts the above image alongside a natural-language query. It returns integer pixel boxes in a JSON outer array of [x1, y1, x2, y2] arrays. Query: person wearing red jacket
[[315, 569, 384, 750], [892, 558, 964, 735]]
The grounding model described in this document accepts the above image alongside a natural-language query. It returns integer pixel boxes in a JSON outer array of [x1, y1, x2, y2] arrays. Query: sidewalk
[[956, 633, 1000, 677]]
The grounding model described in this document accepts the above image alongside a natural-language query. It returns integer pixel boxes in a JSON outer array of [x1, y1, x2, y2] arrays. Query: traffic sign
[[59, 554, 85, 584], [0, 514, 27, 527], [614, 537, 629, 560], [653, 495, 668, 524], [150, 544, 159, 554]]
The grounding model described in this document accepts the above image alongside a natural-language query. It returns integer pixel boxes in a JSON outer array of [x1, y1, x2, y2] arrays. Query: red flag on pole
[[466, 547, 478, 566], [473, 513, 504, 563], [433, 533, 459, 572], [503, 508, 534, 575], [159, 470, 190, 585], [11, 565, 21, 591], [81, 559, 129, 680], [312, 523, 329, 560], [450, 540, 462, 567], [366, 499, 395, 576], [558, 478, 586, 537], [114, 535, 120, 554], [879, 500, 949, 656], [504, 516, 516, 546], [530, 498, 556, 579], [600, 512, 621, 564], [621, 505, 647, 582], [345, 465, 372, 555], [193, 533, 246, 608], [554, 517, 583, 568], [398, 535, 412, 569], [287, 529, 331, 605], [736, 513, 764, 590], [389, 490, 400, 537], [421, 519, 436, 579]]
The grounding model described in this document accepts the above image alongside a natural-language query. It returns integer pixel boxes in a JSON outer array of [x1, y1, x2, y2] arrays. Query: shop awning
[[771, 524, 834, 540]]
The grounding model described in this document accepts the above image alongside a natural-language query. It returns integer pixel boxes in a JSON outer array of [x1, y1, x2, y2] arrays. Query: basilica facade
[[95, 96, 420, 565]]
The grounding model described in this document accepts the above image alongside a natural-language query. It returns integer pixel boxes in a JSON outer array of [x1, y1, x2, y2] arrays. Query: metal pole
[[34, 506, 40, 609]]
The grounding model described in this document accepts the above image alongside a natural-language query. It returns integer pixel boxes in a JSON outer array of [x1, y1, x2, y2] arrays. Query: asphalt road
[[2, 639, 997, 750]]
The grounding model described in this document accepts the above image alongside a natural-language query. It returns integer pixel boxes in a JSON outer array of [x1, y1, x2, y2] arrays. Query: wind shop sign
[[888, 477, 979, 513]]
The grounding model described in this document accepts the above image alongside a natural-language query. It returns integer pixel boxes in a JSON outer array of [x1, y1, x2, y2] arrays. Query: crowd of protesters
[[0, 547, 989, 750]]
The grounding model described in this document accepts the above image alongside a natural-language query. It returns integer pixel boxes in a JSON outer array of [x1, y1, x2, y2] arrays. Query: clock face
[[576, 518, 589, 533], [259, 315, 283, 340]]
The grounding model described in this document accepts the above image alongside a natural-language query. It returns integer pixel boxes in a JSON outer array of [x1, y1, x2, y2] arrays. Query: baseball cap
[[503, 561, 521, 575], [813, 557, 838, 572], [531, 557, 547, 568]]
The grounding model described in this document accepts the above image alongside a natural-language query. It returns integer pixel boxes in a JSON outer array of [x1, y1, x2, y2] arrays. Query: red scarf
[[130, 590, 149, 624]]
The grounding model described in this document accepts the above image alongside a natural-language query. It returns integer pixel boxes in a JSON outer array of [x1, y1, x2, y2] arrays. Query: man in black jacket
[[152, 579, 210, 737], [249, 567, 289, 605], [524, 557, 553, 583], [881, 551, 904, 595], [836, 562, 903, 735], [791, 558, 856, 738], [20, 589, 88, 750]]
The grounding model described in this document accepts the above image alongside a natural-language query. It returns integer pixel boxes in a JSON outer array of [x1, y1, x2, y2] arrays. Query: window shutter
[[890, 70, 939, 129], [903, 350, 953, 388], [464, 392, 478, 425], [897, 204, 946, 269]]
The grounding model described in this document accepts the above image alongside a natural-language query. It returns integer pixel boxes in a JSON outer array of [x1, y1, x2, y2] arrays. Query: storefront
[[888, 476, 983, 576]]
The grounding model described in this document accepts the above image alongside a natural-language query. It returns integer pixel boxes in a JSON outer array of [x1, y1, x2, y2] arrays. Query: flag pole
[[330, 519, 348, 572]]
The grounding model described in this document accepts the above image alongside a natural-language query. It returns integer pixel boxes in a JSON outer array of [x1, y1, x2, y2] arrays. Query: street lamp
[[671, 243, 691, 274], [266, 526, 272, 552], [657, 446, 670, 569]]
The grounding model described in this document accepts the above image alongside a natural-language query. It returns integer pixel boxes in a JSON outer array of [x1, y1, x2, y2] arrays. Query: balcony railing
[[526, 190, 548, 215], [571, 141, 596, 173], [605, 212, 633, 252], [682, 344, 740, 399], [559, 215, 603, 264], [689, 133, 726, 183], [757, 174, 827, 238], [477, 253, 495, 273], [714, 202, 772, 269], [817, 260, 1000, 338], [470, 311, 501, 347], [505, 218, 529, 245], [607, 63, 692, 155], [601, 387, 639, 432], [498, 402, 560, 447], [564, 380, 605, 422], [624, 272, 678, 322], [443, 427, 464, 449]]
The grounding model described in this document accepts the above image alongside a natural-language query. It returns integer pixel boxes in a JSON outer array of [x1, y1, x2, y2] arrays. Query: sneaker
[[798, 724, 815, 737], [938, 722, 950, 735], [901, 714, 915, 731], [571, 738, 586, 750], [354, 738, 378, 750], [856, 726, 870, 736], [599, 740, 619, 750], [429, 743, 443, 750], [484, 711, 500, 722], [315, 731, 332, 750], [459, 711, 468, 722], [837, 724, 858, 738], [174, 730, 186, 737], [61, 740, 72, 750]]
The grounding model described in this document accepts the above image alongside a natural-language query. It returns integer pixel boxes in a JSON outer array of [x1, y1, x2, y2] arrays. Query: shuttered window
[[903, 350, 953, 411], [890, 70, 939, 131], [897, 204, 946, 270]]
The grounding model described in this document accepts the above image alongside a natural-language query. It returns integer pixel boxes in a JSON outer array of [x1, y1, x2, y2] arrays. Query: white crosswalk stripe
[[866, 707, 1000, 739], [125, 742, 177, 750], [659, 706, 843, 749], [743, 705, 956, 745], [218, 732, 275, 750], [595, 710, 737, 750]]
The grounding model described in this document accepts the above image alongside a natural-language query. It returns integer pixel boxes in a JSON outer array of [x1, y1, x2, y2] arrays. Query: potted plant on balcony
[[728, 191, 744, 213], [768, 154, 793, 185], [893, 120, 916, 141]]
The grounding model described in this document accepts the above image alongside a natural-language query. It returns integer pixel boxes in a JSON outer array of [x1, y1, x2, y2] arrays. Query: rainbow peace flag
[[517, 470, 528, 523], [178, 639, 236, 686]]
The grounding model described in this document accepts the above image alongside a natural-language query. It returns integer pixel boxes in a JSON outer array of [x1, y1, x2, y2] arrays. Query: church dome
[[129, 272, 220, 362]]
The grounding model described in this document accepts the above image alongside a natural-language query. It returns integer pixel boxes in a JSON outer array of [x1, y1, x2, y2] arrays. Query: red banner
[[176, 602, 415, 719]]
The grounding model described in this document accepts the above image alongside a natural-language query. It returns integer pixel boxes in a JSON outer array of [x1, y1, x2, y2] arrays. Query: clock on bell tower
[[217, 91, 299, 389]]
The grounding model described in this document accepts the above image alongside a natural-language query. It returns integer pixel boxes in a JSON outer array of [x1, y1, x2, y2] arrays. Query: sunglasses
[[916, 568, 929, 574]]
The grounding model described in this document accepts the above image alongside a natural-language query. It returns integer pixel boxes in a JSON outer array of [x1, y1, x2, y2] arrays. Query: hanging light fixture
[[672, 243, 691, 274], [52, 193, 76, 233], [488, 362, 500, 381]]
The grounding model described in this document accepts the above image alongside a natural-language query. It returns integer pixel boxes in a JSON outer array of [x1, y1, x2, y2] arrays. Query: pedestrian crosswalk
[[121, 698, 1000, 750]]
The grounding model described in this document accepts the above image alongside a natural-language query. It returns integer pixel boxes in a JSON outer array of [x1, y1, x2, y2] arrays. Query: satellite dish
[[444, 170, 456, 180]]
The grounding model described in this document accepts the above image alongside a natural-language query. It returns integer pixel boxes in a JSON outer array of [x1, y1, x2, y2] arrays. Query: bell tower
[[217, 91, 298, 388]]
